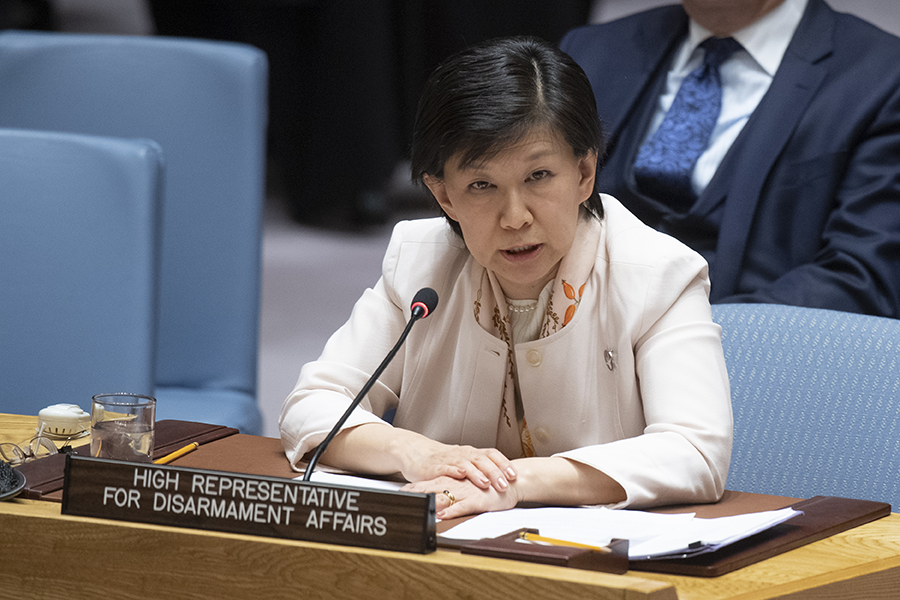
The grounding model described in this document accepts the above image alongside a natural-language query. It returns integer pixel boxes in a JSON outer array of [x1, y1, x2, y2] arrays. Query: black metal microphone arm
[[301, 289, 437, 482]]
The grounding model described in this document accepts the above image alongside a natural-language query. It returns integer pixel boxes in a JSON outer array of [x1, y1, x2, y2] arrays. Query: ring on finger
[[441, 489, 456, 505]]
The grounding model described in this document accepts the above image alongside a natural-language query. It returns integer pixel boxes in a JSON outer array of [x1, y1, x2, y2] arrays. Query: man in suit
[[561, 0, 900, 318]]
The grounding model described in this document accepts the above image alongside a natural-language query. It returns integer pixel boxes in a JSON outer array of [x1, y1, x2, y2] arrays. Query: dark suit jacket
[[562, 0, 900, 318]]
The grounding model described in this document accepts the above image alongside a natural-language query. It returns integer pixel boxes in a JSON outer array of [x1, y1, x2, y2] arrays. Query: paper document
[[298, 472, 801, 559], [629, 507, 800, 559], [300, 471, 406, 492], [441, 505, 800, 560]]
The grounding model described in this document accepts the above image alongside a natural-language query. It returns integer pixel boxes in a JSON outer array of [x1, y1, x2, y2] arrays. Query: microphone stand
[[302, 307, 427, 482]]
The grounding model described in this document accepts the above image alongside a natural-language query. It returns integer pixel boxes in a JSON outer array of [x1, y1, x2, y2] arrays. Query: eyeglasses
[[0, 435, 59, 466], [0, 434, 79, 466]]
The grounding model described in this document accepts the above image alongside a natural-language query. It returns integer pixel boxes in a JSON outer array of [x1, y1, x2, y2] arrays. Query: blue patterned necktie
[[634, 37, 742, 209]]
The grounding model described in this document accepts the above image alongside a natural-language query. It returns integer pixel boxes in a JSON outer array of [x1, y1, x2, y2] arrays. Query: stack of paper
[[303, 472, 800, 560], [441, 505, 800, 560]]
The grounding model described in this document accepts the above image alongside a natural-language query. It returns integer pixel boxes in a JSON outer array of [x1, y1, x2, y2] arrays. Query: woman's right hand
[[393, 434, 517, 492], [320, 423, 516, 492]]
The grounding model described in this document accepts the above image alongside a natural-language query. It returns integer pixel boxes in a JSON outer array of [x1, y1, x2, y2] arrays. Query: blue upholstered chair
[[0, 128, 163, 417], [0, 31, 268, 433], [712, 303, 900, 512]]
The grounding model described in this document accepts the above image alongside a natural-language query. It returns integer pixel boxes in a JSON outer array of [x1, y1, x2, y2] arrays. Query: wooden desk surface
[[3, 413, 900, 600]]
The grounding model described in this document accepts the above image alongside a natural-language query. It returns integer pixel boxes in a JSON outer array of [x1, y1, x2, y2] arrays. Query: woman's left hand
[[401, 474, 521, 520]]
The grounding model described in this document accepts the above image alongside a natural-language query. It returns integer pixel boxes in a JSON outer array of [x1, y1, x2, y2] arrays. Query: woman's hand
[[393, 436, 518, 493], [319, 423, 517, 492], [403, 457, 628, 519], [401, 474, 521, 520], [320, 425, 627, 513]]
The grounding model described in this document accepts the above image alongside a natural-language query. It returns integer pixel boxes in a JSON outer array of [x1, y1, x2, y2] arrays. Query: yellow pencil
[[153, 441, 199, 465], [518, 531, 611, 553]]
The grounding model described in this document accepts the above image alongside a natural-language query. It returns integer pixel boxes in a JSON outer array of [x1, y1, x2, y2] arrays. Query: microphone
[[302, 287, 439, 481]]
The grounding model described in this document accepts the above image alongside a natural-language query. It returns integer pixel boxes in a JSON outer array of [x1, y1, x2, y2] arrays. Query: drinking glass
[[90, 393, 156, 462]]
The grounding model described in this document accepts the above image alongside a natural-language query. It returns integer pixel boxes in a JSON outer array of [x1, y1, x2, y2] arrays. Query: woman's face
[[424, 129, 597, 300]]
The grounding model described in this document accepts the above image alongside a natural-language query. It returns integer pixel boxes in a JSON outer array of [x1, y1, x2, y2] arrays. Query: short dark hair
[[411, 36, 606, 236]]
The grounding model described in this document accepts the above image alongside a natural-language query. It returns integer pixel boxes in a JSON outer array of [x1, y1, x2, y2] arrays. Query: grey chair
[[0, 128, 163, 416], [0, 31, 268, 433], [712, 303, 900, 512]]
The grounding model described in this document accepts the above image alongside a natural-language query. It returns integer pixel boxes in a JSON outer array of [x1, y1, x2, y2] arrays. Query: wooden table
[[3, 413, 900, 599]]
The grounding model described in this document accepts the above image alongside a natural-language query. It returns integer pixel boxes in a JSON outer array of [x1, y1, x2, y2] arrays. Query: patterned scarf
[[473, 217, 603, 458]]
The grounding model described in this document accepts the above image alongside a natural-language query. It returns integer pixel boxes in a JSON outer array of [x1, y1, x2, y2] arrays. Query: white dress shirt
[[644, 0, 808, 195]]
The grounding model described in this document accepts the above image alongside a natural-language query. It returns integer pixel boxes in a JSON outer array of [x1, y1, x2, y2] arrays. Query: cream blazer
[[280, 195, 733, 508]]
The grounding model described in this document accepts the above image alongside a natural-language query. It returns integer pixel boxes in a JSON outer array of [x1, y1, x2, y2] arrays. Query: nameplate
[[61, 455, 436, 554]]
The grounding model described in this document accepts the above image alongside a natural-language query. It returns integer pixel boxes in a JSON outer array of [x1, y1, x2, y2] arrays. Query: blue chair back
[[0, 31, 268, 433], [0, 128, 162, 416], [712, 304, 900, 512]]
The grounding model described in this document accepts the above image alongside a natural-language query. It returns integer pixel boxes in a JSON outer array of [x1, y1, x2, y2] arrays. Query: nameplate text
[[62, 455, 436, 553]]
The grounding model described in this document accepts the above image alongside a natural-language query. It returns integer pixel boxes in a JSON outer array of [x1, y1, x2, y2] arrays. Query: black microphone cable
[[302, 288, 438, 482]]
